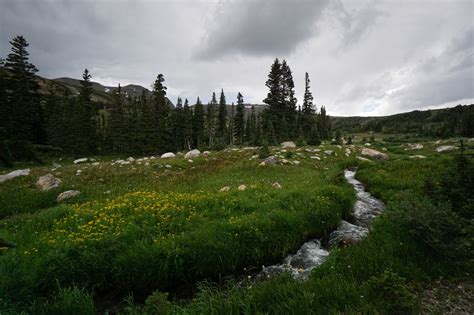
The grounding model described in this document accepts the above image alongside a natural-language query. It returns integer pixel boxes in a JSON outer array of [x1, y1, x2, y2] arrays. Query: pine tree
[[153, 74, 171, 152], [206, 92, 217, 147], [229, 102, 235, 145], [318, 105, 331, 140], [281, 60, 297, 138], [263, 58, 284, 140], [217, 89, 227, 141], [173, 97, 185, 150], [308, 126, 321, 146], [192, 97, 205, 148], [183, 98, 193, 150], [234, 92, 245, 145], [108, 84, 127, 153], [302, 72, 315, 137], [4, 35, 44, 143], [75, 68, 97, 154]]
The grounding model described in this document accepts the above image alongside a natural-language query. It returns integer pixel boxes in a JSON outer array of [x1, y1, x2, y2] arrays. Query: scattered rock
[[272, 182, 282, 189], [127, 157, 135, 162], [188, 159, 194, 163], [356, 156, 373, 162], [0, 169, 31, 183], [293, 160, 300, 165], [144, 161, 150, 166], [219, 186, 230, 192], [361, 148, 389, 160], [92, 162, 100, 166], [164, 164, 172, 168], [310, 155, 320, 160], [436, 145, 458, 153], [203, 151, 211, 157], [184, 149, 201, 159], [120, 161, 131, 165], [161, 152, 176, 159], [261, 155, 278, 166], [345, 148, 351, 155], [76, 170, 83, 175], [56, 190, 81, 202], [324, 150, 333, 155], [405, 143, 424, 150], [329, 220, 369, 247], [409, 155, 427, 159], [238, 184, 247, 191], [73, 158, 89, 164], [36, 174, 61, 191], [281, 141, 296, 148], [281, 159, 291, 165], [364, 143, 371, 147]]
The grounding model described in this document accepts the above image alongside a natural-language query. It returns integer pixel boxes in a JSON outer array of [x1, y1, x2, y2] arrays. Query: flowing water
[[258, 168, 385, 280]]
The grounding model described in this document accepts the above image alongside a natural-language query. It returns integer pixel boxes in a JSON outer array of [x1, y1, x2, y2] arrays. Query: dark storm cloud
[[195, 0, 330, 60]]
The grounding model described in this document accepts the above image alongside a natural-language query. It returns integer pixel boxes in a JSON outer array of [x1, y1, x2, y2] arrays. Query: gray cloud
[[1, 0, 473, 115], [195, 0, 330, 60]]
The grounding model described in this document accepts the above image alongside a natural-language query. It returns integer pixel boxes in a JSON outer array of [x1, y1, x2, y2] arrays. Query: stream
[[258, 168, 385, 280]]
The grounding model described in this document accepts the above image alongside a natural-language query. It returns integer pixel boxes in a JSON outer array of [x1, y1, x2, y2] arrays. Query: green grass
[[1, 138, 472, 314]]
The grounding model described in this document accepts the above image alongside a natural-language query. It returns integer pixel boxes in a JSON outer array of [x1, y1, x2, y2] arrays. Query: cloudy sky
[[1, 0, 473, 116]]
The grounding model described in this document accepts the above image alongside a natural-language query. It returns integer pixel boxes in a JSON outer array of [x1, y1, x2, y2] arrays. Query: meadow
[[0, 135, 472, 314]]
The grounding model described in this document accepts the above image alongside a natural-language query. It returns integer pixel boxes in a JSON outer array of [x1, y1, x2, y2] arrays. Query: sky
[[1, 0, 473, 116]]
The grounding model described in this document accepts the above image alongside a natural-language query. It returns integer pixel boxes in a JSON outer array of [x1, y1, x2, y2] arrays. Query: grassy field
[[0, 137, 472, 314]]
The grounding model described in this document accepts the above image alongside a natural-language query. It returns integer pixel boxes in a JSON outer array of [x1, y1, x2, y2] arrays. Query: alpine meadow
[[0, 1, 473, 314]]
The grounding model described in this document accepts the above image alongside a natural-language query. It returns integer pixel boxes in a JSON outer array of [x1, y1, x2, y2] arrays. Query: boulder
[[161, 152, 176, 159], [73, 158, 89, 164], [281, 141, 296, 148], [238, 184, 247, 191], [184, 149, 200, 159], [329, 221, 369, 247], [219, 186, 230, 192], [203, 151, 211, 157], [127, 157, 135, 162], [0, 169, 31, 184], [361, 148, 389, 160], [272, 182, 282, 189], [56, 190, 81, 202], [36, 174, 61, 191], [409, 155, 426, 159], [293, 160, 300, 165], [405, 143, 423, 150], [356, 156, 372, 162], [436, 145, 458, 153], [261, 155, 278, 166]]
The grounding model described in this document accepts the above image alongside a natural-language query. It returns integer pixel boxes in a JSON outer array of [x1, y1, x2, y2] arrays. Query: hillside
[[331, 104, 474, 137]]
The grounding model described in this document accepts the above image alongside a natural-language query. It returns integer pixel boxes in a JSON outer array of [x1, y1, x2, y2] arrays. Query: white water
[[258, 169, 384, 280]]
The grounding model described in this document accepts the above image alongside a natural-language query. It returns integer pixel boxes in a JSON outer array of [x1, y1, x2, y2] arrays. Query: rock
[[364, 143, 371, 147], [115, 159, 125, 164], [161, 152, 176, 159], [188, 159, 194, 163], [281, 141, 296, 148], [144, 161, 150, 166], [238, 184, 247, 191], [92, 162, 100, 166], [405, 143, 424, 150], [0, 169, 31, 184], [164, 164, 172, 168], [305, 148, 320, 153], [127, 157, 135, 162], [324, 150, 333, 155], [261, 155, 278, 166], [75, 170, 83, 175], [120, 161, 131, 165], [149, 156, 156, 160], [329, 221, 369, 247], [356, 156, 373, 162], [361, 148, 389, 160], [293, 160, 300, 165], [251, 154, 259, 159], [73, 158, 89, 164], [219, 186, 230, 192], [409, 155, 426, 159], [56, 190, 81, 202], [203, 151, 211, 157], [272, 182, 282, 189], [345, 148, 351, 155], [184, 149, 200, 159], [281, 159, 291, 164], [436, 145, 458, 153], [310, 155, 320, 160], [36, 174, 61, 191]]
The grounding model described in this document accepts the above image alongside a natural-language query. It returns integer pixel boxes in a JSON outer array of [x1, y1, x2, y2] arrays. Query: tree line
[[0, 36, 332, 163]]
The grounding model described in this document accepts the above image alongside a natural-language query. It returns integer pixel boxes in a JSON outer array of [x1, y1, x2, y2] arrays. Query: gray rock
[[436, 145, 458, 153], [261, 155, 278, 165], [361, 148, 389, 160], [161, 152, 176, 159], [56, 190, 81, 202], [73, 158, 89, 164], [281, 141, 296, 148], [405, 143, 424, 150], [184, 149, 200, 159], [0, 169, 31, 183], [36, 174, 61, 191]]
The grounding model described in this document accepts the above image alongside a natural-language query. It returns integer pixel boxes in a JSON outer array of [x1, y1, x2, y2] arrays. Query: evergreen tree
[[206, 92, 217, 147], [107, 84, 127, 153], [75, 68, 97, 154], [229, 102, 235, 145], [281, 60, 297, 138], [263, 58, 284, 140], [153, 74, 171, 152], [307, 126, 321, 146], [318, 105, 331, 140], [183, 98, 193, 150], [217, 89, 227, 143], [173, 97, 185, 150], [234, 92, 245, 145], [301, 72, 315, 137], [3, 35, 44, 143], [249, 105, 257, 145], [192, 97, 205, 148]]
